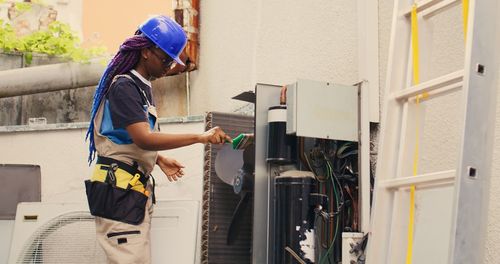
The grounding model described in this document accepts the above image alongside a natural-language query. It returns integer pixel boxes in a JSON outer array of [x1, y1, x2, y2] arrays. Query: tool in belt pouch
[[85, 156, 155, 225]]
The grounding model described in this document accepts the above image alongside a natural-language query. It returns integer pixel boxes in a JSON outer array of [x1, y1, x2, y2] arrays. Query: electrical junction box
[[286, 79, 359, 141]]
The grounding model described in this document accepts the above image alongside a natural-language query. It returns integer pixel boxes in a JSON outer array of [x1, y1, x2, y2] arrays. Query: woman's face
[[145, 47, 176, 79]]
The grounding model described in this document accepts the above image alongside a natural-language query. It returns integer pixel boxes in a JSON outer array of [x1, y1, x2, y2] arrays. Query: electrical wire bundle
[[303, 139, 359, 264]]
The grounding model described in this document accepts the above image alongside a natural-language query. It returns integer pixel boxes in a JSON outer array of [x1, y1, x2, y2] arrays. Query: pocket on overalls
[[85, 180, 148, 225], [106, 230, 142, 246]]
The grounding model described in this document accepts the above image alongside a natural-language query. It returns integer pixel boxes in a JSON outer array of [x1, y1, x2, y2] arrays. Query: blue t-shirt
[[106, 73, 155, 129]]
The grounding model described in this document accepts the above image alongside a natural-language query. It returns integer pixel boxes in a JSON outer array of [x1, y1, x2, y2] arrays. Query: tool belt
[[84, 156, 155, 225]]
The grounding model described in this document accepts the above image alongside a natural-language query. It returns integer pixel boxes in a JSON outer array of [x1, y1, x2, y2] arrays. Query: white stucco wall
[[190, 0, 359, 114]]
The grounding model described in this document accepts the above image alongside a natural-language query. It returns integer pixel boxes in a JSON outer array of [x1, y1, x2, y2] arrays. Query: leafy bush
[[0, 19, 20, 52], [0, 17, 106, 65], [14, 2, 32, 12]]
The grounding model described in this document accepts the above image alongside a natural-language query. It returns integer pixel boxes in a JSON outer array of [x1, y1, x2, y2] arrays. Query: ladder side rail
[[395, 15, 434, 247], [388, 101, 427, 263], [394, 34, 419, 180], [448, 0, 500, 263], [366, 0, 412, 261], [395, 103, 412, 183], [387, 102, 412, 262]]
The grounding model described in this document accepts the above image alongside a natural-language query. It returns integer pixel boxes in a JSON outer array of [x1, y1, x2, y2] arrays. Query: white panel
[[151, 201, 199, 264], [254, 83, 283, 264], [0, 221, 14, 264], [342, 232, 364, 264], [288, 79, 358, 141], [357, 0, 380, 122]]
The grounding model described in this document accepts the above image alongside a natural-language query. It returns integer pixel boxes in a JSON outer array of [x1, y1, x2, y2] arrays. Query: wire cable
[[284, 247, 307, 264]]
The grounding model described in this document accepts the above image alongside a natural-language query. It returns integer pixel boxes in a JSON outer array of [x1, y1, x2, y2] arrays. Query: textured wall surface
[[0, 54, 188, 125], [189, 0, 359, 115], [485, 67, 500, 264]]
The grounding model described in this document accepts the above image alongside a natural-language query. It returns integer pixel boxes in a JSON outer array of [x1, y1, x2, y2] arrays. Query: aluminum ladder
[[366, 0, 499, 263]]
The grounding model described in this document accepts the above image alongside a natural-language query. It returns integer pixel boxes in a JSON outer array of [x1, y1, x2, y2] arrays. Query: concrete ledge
[[0, 115, 205, 133]]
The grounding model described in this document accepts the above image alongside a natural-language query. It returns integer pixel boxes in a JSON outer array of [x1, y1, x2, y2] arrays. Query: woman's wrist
[[156, 154, 164, 164], [197, 134, 206, 144]]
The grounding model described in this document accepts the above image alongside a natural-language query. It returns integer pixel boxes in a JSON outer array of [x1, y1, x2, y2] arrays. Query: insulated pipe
[[0, 59, 106, 98]]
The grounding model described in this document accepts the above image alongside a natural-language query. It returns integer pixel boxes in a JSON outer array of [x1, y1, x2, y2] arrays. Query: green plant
[[14, 2, 32, 12], [0, 19, 22, 52], [0, 19, 106, 65]]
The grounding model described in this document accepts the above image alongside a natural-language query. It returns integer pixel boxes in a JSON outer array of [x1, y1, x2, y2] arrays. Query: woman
[[84, 15, 231, 264]]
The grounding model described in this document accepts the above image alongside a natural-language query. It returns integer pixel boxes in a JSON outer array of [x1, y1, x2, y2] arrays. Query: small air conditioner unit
[[8, 200, 199, 264]]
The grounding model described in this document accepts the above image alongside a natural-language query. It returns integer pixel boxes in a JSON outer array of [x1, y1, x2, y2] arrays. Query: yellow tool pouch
[[84, 156, 153, 225]]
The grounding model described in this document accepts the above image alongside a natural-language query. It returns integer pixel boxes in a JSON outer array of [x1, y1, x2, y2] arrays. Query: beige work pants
[[95, 189, 154, 264]]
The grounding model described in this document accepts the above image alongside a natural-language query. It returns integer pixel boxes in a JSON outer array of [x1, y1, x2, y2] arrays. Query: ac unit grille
[[17, 211, 106, 264], [202, 112, 254, 264]]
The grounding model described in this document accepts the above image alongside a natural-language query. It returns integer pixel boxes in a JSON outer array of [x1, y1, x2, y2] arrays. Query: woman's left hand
[[157, 155, 185, 182]]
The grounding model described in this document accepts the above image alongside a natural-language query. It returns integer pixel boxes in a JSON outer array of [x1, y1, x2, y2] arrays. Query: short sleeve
[[107, 77, 148, 129]]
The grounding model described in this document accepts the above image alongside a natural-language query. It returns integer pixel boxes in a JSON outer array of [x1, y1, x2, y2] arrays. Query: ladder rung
[[399, 0, 460, 17], [392, 70, 463, 101], [421, 0, 461, 18], [379, 170, 456, 189]]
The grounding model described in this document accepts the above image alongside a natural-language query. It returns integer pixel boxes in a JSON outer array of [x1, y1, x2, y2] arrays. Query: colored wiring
[[285, 247, 307, 264], [305, 140, 360, 263]]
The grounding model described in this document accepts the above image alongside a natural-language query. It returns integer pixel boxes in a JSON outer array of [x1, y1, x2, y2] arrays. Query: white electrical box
[[286, 79, 359, 141]]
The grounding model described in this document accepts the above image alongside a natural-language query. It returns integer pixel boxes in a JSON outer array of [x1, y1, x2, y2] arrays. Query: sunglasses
[[149, 47, 176, 69]]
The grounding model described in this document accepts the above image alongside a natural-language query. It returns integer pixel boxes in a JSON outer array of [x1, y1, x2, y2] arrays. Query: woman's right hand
[[200, 126, 232, 144]]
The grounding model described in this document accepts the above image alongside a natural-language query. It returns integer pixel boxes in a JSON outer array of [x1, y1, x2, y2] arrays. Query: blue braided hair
[[85, 32, 154, 164]]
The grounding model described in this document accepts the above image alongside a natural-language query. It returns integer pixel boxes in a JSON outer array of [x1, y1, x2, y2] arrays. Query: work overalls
[[85, 74, 158, 264]]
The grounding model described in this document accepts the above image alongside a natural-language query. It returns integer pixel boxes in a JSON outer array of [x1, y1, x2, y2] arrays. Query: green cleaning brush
[[231, 133, 254, 150]]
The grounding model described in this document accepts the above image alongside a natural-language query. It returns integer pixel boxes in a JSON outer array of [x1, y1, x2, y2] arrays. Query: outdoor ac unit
[[8, 200, 199, 264]]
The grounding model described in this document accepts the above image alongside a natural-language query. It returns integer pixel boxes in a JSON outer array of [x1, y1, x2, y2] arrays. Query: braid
[[85, 34, 153, 164]]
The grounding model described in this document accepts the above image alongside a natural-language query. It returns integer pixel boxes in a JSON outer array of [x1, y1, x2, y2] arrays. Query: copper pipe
[[280, 85, 287, 105]]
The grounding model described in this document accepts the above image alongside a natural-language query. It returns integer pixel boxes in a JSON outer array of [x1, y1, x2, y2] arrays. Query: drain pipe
[[0, 59, 106, 98], [186, 71, 191, 116], [174, 0, 200, 116]]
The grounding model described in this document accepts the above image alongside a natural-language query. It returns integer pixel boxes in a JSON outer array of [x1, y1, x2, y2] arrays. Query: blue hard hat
[[139, 15, 187, 66]]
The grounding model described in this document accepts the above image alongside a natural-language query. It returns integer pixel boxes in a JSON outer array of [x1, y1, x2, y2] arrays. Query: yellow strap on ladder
[[411, 4, 420, 86], [406, 4, 428, 264], [463, 0, 469, 41]]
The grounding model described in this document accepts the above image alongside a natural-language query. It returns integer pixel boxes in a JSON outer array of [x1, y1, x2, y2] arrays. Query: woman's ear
[[141, 48, 149, 60]]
